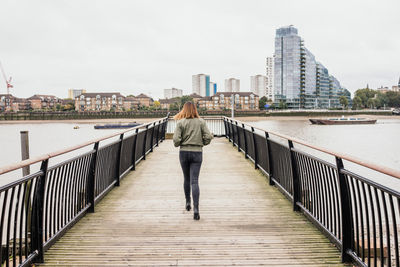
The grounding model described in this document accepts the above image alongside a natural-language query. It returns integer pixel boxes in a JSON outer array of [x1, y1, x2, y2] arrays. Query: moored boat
[[94, 122, 141, 129], [309, 117, 377, 125]]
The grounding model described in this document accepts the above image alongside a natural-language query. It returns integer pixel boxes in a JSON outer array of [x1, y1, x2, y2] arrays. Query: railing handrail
[[224, 116, 400, 179], [0, 117, 168, 176]]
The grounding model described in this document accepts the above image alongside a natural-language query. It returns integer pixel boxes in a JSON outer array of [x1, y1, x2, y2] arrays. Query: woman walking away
[[173, 102, 213, 220]]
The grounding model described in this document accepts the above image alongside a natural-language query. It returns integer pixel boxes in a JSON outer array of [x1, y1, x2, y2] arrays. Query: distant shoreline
[[0, 114, 398, 124]]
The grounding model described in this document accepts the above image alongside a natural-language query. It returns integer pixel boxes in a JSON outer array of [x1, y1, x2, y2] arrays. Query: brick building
[[135, 93, 154, 107], [75, 93, 125, 111], [27, 95, 62, 110]]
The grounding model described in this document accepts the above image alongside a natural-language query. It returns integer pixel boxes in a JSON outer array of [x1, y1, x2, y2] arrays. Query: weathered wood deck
[[40, 138, 346, 266]]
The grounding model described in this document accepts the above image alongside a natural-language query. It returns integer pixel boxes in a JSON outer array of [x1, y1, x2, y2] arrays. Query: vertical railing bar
[[304, 156, 315, 217], [331, 167, 340, 239], [324, 165, 334, 233], [142, 126, 148, 160], [0, 191, 9, 267], [32, 159, 49, 263], [19, 183, 27, 264], [288, 140, 300, 211], [251, 127, 258, 169], [355, 179, 365, 262], [87, 142, 99, 213], [74, 157, 85, 218], [297, 153, 306, 209], [57, 165, 67, 233], [5, 187, 16, 267], [59, 164, 70, 239], [115, 134, 124, 186], [48, 168, 59, 238], [321, 164, 330, 229], [150, 123, 155, 152], [242, 124, 248, 159], [81, 154, 91, 209], [315, 161, 326, 226], [349, 177, 360, 256], [265, 132, 274, 185], [389, 195, 399, 267], [131, 129, 138, 171], [373, 187, 384, 267], [367, 184, 377, 267], [310, 158, 321, 220], [62, 161, 73, 230], [155, 121, 160, 147], [335, 157, 352, 263], [231, 120, 235, 147], [52, 167, 61, 236], [360, 180, 371, 266], [68, 160, 78, 222], [24, 179, 32, 259], [13, 183, 22, 266], [381, 191, 391, 265], [235, 122, 240, 152]]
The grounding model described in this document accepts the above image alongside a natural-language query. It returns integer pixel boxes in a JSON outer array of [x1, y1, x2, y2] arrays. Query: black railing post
[[31, 159, 48, 263], [223, 118, 229, 140], [155, 121, 160, 147], [231, 120, 235, 147], [251, 127, 258, 169], [150, 122, 155, 152], [131, 129, 139, 170], [335, 156, 353, 263], [265, 132, 275, 186], [235, 121, 240, 151], [142, 125, 148, 160], [87, 142, 99, 213], [288, 140, 300, 212], [115, 134, 124, 186], [161, 120, 166, 141], [242, 124, 248, 159]]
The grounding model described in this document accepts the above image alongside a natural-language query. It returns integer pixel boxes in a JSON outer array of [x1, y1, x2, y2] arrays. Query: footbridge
[[0, 116, 399, 266]]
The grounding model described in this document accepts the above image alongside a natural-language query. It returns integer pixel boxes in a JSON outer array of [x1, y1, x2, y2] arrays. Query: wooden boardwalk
[[40, 138, 346, 266]]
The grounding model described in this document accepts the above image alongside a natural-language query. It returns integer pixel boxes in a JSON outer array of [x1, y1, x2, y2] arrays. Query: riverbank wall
[[0, 110, 393, 121]]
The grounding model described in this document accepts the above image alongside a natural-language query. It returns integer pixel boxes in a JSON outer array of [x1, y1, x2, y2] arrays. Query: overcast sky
[[0, 0, 399, 99]]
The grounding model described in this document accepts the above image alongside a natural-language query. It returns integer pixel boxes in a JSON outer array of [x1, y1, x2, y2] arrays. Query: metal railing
[[166, 116, 226, 136], [0, 116, 169, 267], [223, 117, 400, 267]]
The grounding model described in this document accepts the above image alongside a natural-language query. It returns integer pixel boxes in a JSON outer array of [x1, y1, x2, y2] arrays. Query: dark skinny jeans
[[179, 151, 203, 211]]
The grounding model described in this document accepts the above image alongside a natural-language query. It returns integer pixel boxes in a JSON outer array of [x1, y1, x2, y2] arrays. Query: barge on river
[[309, 117, 377, 125]]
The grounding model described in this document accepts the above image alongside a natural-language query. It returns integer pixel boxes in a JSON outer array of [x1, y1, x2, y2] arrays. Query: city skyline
[[0, 0, 399, 100]]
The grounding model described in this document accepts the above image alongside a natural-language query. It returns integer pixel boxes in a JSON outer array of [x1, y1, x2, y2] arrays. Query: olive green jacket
[[173, 118, 213, 151]]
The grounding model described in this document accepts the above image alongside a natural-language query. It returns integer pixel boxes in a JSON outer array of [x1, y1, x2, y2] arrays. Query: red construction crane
[[0, 61, 13, 95]]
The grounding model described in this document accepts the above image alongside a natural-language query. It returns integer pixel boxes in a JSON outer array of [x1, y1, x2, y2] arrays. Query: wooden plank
[[39, 138, 348, 266]]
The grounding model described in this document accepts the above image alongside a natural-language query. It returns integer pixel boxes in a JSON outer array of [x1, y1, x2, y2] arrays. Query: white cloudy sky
[[0, 0, 399, 99]]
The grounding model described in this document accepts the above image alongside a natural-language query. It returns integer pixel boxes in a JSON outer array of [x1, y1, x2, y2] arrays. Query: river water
[[248, 118, 400, 189], [0, 118, 399, 189]]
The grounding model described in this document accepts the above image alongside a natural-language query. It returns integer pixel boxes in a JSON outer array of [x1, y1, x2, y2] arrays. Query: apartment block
[[164, 88, 183, 99], [266, 57, 274, 101], [198, 92, 259, 110], [225, 78, 240, 92], [250, 75, 267, 98], [68, 89, 86, 99], [75, 93, 125, 111]]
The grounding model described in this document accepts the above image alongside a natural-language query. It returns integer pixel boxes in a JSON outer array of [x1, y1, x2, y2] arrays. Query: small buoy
[[73, 126, 80, 129]]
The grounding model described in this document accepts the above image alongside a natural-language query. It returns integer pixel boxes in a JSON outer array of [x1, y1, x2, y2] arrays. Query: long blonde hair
[[174, 101, 200, 120]]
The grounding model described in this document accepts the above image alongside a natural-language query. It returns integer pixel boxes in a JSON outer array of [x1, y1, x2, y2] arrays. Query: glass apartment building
[[274, 26, 301, 108], [274, 25, 347, 109]]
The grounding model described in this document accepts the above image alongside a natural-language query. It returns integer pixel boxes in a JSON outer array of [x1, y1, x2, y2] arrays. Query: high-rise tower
[[266, 57, 274, 101], [192, 74, 211, 97], [274, 25, 346, 109]]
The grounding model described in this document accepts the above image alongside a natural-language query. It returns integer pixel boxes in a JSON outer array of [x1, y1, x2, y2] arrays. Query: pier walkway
[[40, 138, 345, 266]]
